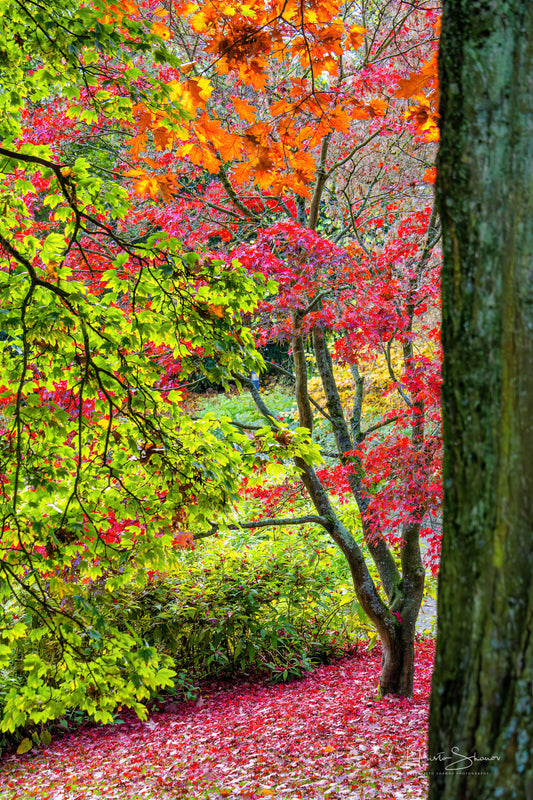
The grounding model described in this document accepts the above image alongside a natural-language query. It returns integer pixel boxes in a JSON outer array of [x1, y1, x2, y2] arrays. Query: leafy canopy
[[0, 0, 284, 730]]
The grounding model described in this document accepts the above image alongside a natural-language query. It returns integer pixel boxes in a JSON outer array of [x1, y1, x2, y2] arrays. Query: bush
[[116, 529, 367, 685]]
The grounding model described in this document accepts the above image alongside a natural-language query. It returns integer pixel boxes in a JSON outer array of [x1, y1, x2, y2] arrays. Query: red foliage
[[0, 641, 434, 799]]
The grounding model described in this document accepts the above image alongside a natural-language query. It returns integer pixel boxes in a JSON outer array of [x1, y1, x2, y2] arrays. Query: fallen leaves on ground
[[0, 641, 434, 800]]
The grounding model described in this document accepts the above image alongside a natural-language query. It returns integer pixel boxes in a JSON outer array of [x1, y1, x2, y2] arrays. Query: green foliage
[[0, 527, 370, 749], [0, 0, 181, 142], [120, 532, 360, 684], [0, 0, 294, 739]]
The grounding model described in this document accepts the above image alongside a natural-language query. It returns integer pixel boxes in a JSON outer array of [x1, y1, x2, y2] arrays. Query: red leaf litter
[[0, 641, 434, 800]]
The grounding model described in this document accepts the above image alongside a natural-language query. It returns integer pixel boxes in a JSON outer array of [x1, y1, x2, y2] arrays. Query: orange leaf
[[120, 0, 139, 13], [152, 21, 171, 39], [157, 174, 180, 202], [128, 133, 147, 158], [45, 262, 59, 281], [215, 131, 243, 162], [153, 126, 173, 150], [180, 143, 220, 173], [173, 531, 195, 549], [185, 76, 213, 108], [207, 304, 225, 318], [233, 96, 257, 123], [269, 99, 294, 117], [347, 24, 367, 50], [366, 98, 388, 117], [395, 52, 439, 100], [132, 174, 159, 198]]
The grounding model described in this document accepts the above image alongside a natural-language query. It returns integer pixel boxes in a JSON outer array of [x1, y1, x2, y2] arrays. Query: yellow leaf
[[17, 738, 32, 755], [154, 5, 168, 15]]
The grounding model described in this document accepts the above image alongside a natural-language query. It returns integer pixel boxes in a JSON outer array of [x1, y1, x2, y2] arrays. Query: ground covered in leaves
[[0, 641, 434, 800]]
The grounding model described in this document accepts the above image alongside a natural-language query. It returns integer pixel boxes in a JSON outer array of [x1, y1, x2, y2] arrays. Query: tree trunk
[[429, 3, 533, 799]]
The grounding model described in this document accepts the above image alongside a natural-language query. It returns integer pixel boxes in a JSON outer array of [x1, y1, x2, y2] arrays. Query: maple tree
[[0, 0, 442, 740], [429, 2, 533, 799], [130, 0, 441, 698]]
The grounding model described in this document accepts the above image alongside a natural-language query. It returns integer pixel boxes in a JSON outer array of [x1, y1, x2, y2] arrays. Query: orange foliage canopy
[[122, 0, 393, 199]]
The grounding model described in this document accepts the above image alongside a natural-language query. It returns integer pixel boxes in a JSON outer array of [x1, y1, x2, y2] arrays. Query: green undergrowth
[[0, 523, 372, 756]]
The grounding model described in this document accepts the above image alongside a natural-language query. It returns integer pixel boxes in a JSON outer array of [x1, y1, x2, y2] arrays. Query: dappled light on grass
[[0, 641, 433, 799]]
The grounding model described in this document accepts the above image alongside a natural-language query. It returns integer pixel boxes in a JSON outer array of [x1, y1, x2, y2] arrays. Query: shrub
[[116, 529, 367, 685]]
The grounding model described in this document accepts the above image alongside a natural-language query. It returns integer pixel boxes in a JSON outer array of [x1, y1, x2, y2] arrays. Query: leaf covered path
[[0, 641, 434, 800]]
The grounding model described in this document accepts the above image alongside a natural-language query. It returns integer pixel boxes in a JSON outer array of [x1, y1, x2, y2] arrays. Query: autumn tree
[[122, 0, 442, 697], [428, 1, 533, 798]]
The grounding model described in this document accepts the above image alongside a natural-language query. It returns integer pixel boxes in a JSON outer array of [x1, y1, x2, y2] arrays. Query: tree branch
[[196, 514, 330, 538]]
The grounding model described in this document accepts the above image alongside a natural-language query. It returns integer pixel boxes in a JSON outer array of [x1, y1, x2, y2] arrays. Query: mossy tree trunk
[[429, 2, 533, 798]]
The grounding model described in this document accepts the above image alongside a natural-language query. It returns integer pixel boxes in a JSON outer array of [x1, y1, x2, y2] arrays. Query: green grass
[[195, 382, 298, 427]]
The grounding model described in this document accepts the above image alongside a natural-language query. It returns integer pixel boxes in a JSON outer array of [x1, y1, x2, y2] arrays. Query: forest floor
[[0, 640, 434, 800]]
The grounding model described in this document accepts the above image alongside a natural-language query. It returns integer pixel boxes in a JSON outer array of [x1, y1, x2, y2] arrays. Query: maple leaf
[[233, 95, 257, 123], [179, 142, 221, 173], [132, 173, 159, 198], [194, 113, 241, 161], [347, 24, 368, 50], [153, 125, 173, 150], [238, 59, 268, 90], [366, 98, 388, 117], [423, 167, 436, 184], [269, 99, 294, 117], [185, 76, 213, 109], [128, 132, 147, 158], [44, 262, 59, 281], [157, 174, 180, 202], [395, 52, 439, 100], [207, 304, 225, 318]]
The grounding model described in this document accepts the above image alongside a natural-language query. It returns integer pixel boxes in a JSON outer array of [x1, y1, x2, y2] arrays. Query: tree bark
[[429, 3, 533, 799]]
